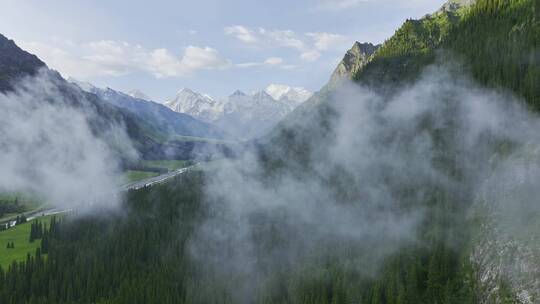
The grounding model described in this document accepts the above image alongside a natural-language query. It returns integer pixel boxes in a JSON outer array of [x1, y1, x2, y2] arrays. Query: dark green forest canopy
[[356, 0, 539, 110]]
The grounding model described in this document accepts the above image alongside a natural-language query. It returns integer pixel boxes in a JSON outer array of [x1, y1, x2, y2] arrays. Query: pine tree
[[29, 222, 36, 243], [37, 221, 43, 239], [40, 234, 49, 254]]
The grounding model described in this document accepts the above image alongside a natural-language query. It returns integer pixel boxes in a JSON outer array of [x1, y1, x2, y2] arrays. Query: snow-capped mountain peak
[[230, 90, 247, 98], [165, 88, 222, 122], [165, 85, 313, 139], [265, 84, 291, 100], [128, 89, 151, 101], [252, 90, 274, 100], [265, 84, 313, 104], [68, 77, 98, 92]]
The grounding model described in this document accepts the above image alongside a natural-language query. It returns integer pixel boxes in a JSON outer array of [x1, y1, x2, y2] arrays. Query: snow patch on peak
[[202, 93, 215, 101], [68, 77, 98, 93], [265, 84, 312, 103], [253, 90, 274, 99], [165, 88, 222, 122], [177, 87, 196, 95], [128, 89, 151, 101], [265, 84, 292, 100], [165, 85, 312, 140], [230, 90, 247, 97]]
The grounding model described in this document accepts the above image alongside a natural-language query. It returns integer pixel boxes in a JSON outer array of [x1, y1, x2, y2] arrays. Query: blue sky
[[0, 0, 446, 101]]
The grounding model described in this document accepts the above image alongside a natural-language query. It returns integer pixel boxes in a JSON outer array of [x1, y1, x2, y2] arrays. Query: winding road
[[120, 164, 197, 192], [1, 164, 198, 228]]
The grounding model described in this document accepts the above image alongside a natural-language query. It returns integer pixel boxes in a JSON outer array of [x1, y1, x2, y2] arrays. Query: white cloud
[[235, 62, 261, 68], [317, 0, 440, 11], [148, 46, 231, 78], [224, 25, 351, 63], [21, 40, 231, 79], [21, 41, 119, 78], [147, 48, 184, 77], [236, 57, 286, 69], [82, 40, 146, 76], [264, 57, 284, 65], [264, 29, 305, 51], [279, 64, 298, 70], [225, 26, 305, 51], [224, 25, 258, 43], [300, 50, 322, 62], [306, 32, 350, 51], [21, 29, 351, 80], [317, 0, 370, 10]]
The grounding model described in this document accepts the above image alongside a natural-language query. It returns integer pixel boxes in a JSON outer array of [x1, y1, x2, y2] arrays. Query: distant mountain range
[[69, 79, 226, 141], [0, 33, 231, 162], [165, 85, 312, 139]]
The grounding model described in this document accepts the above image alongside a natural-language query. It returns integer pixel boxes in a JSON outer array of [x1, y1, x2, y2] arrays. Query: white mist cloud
[[188, 64, 540, 302], [0, 70, 135, 210], [264, 57, 284, 65]]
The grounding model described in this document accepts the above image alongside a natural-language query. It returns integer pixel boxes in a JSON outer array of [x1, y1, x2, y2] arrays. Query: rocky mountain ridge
[[70, 82, 226, 141], [437, 0, 477, 14], [0, 34, 46, 92], [127, 89, 151, 101], [327, 42, 381, 89]]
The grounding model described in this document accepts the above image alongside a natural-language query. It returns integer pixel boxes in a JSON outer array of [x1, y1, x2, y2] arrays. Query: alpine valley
[[0, 0, 539, 303]]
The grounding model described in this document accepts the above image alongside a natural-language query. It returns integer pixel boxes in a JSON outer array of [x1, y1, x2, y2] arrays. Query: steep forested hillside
[[356, 0, 539, 108], [446, 0, 539, 108], [0, 1, 538, 303], [263, 0, 540, 302]]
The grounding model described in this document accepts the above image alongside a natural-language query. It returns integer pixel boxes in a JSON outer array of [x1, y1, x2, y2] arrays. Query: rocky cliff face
[[471, 218, 540, 304], [327, 42, 380, 88], [471, 148, 540, 304], [438, 0, 476, 13]]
